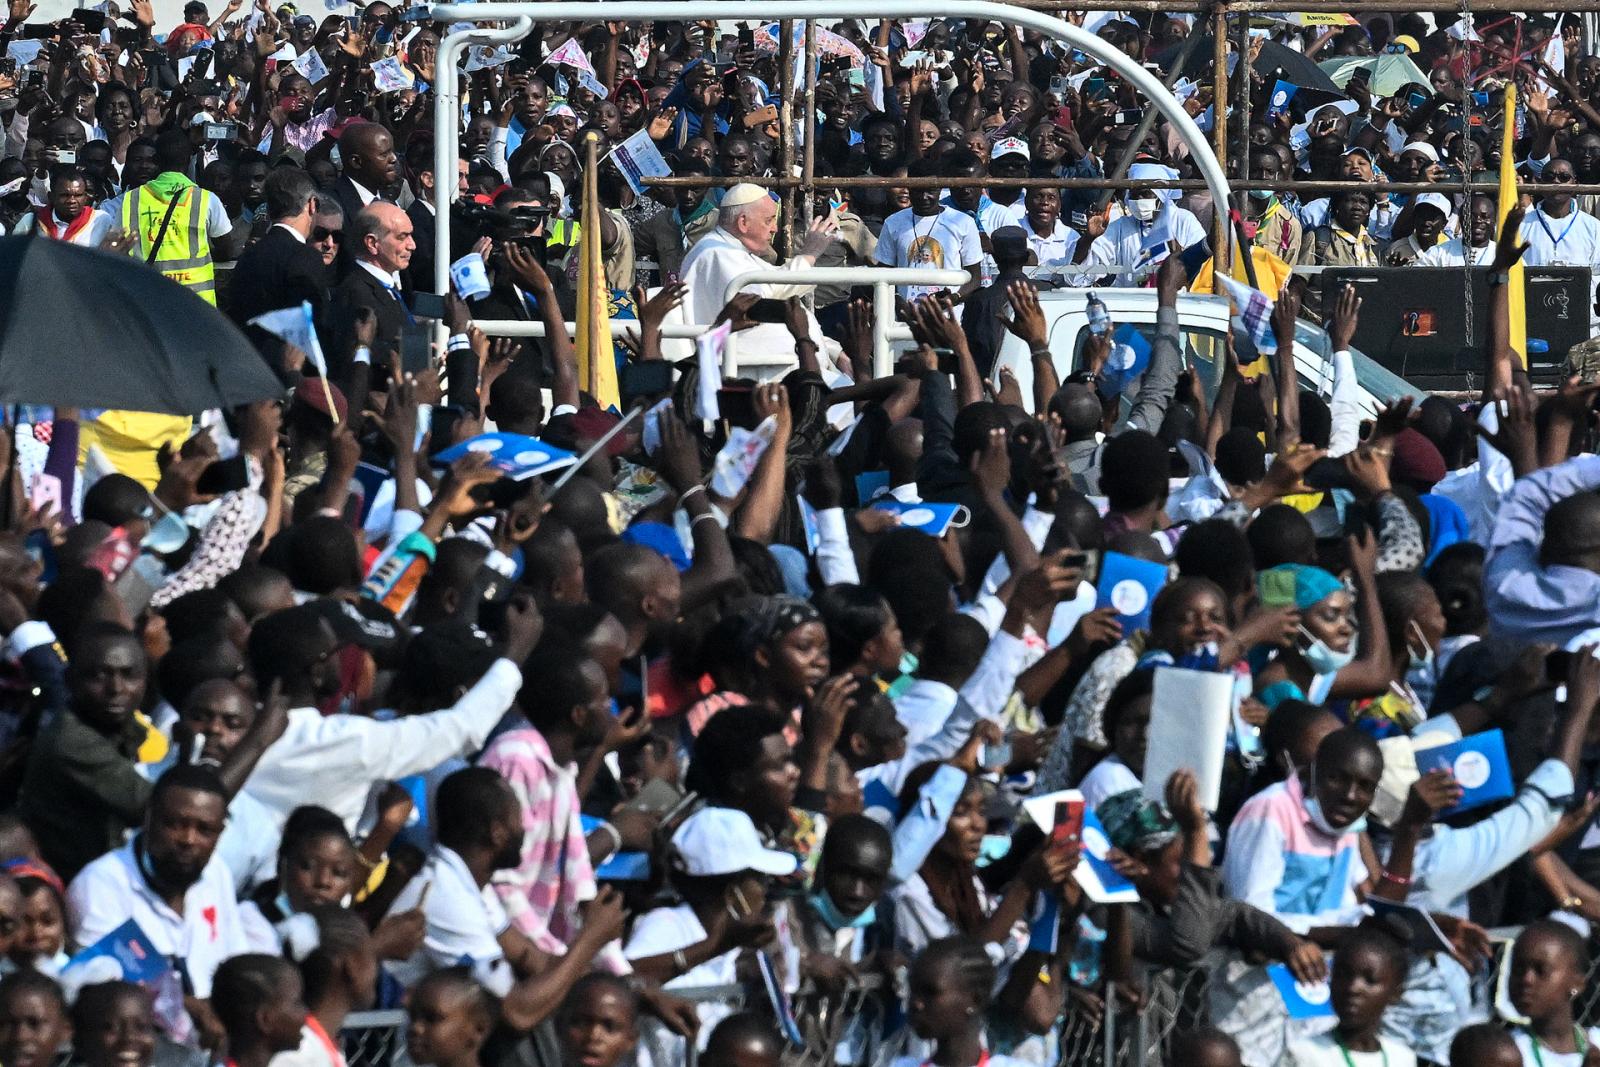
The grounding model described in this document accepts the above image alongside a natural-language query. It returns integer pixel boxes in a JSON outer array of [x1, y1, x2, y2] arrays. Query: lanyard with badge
[[1539, 208, 1580, 256]]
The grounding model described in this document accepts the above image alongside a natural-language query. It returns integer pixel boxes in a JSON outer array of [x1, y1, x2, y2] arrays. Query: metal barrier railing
[[335, 930, 1600, 1067]]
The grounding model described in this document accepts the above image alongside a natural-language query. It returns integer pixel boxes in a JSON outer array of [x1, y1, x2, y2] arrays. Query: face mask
[[1407, 622, 1435, 673], [809, 888, 876, 931], [1305, 793, 1367, 836], [1304, 763, 1368, 836], [1128, 197, 1159, 222], [142, 510, 191, 554], [1248, 188, 1274, 201], [1298, 625, 1356, 675]]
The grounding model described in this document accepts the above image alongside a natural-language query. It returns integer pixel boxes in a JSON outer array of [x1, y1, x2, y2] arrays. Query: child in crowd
[[211, 955, 310, 1067], [405, 969, 496, 1067], [557, 973, 641, 1067], [701, 1013, 785, 1067], [1284, 917, 1416, 1067], [1451, 1025, 1523, 1067], [891, 938, 1036, 1067], [1168, 1027, 1245, 1067], [0, 971, 70, 1067], [8, 863, 67, 975], [70, 982, 166, 1067], [1507, 920, 1600, 1067]]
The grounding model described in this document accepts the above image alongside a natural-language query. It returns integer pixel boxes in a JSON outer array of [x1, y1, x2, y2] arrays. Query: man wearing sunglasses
[[1519, 156, 1600, 333], [225, 167, 333, 375]]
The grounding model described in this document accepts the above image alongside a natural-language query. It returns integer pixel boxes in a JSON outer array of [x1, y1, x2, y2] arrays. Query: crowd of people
[[10, 3, 1600, 1067]]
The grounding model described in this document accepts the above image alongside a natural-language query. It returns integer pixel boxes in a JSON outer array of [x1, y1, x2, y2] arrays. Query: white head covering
[[1128, 162, 1181, 204], [720, 182, 770, 208]]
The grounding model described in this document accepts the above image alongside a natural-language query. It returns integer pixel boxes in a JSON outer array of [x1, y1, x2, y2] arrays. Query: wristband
[[679, 484, 706, 502], [353, 345, 372, 365], [446, 332, 472, 352], [1030, 345, 1052, 361], [592, 820, 622, 859], [1377, 869, 1412, 887], [1488, 271, 1511, 286]]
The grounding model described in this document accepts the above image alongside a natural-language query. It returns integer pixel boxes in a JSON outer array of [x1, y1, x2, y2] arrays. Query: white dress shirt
[[67, 840, 250, 998], [241, 658, 521, 832], [386, 845, 514, 996], [1416, 238, 1493, 267]]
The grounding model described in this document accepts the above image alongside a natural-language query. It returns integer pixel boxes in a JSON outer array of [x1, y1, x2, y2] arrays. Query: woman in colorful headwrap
[[1252, 531, 1393, 718]]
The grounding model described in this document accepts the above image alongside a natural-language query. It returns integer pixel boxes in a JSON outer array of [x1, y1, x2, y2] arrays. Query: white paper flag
[[464, 44, 513, 71], [370, 56, 413, 92], [249, 302, 328, 376], [607, 126, 672, 196], [695, 320, 731, 423], [292, 47, 330, 85], [711, 416, 777, 498], [545, 36, 595, 75], [577, 68, 608, 99]]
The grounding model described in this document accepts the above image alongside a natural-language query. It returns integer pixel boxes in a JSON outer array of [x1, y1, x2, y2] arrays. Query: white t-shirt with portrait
[[877, 206, 983, 300]]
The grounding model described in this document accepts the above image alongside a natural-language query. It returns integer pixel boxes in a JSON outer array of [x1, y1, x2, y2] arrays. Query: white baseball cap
[[1413, 192, 1454, 218], [1401, 140, 1440, 163], [670, 807, 799, 878], [991, 136, 1031, 161]]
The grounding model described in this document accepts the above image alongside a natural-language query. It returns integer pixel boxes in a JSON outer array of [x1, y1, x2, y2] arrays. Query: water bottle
[[1086, 290, 1110, 335]]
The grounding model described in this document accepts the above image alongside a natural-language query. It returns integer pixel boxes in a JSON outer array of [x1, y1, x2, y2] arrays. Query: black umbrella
[[0, 235, 284, 415], [1153, 36, 1342, 95]]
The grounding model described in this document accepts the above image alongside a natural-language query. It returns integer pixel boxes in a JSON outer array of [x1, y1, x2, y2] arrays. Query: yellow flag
[[575, 135, 620, 411], [1498, 83, 1527, 366]]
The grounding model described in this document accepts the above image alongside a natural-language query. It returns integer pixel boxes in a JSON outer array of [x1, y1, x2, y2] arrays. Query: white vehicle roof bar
[[430, 1, 1235, 373]]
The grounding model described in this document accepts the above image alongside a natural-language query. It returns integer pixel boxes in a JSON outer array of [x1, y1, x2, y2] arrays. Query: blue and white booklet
[[1413, 728, 1514, 816], [1267, 963, 1335, 1019], [1021, 790, 1139, 904], [1095, 550, 1170, 633], [871, 500, 964, 538], [433, 433, 577, 480], [797, 495, 821, 555], [854, 469, 890, 503]]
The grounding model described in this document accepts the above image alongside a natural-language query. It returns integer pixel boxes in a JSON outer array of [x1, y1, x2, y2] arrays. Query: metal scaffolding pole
[[1211, 4, 1231, 286], [643, 176, 1600, 195], [778, 18, 797, 257], [800, 18, 818, 236]]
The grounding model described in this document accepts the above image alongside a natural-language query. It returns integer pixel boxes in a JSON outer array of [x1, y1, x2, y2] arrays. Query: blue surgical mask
[[1298, 626, 1356, 675], [1248, 188, 1274, 201], [1407, 622, 1435, 673], [808, 888, 876, 931]]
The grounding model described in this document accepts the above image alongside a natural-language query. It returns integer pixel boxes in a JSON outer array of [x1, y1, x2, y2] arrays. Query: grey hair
[[718, 197, 766, 233], [350, 205, 390, 251], [264, 167, 318, 222], [314, 197, 345, 224]]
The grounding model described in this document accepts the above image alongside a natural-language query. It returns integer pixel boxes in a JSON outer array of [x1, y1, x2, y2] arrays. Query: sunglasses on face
[[313, 226, 343, 243]]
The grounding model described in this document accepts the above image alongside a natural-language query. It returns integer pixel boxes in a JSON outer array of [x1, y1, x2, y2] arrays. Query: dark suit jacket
[[226, 225, 333, 380], [328, 175, 372, 233], [227, 225, 332, 326], [405, 198, 438, 296], [329, 263, 408, 382]]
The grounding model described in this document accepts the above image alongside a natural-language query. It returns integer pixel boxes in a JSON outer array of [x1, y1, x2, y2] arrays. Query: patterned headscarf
[[734, 596, 822, 659], [1097, 789, 1180, 856]]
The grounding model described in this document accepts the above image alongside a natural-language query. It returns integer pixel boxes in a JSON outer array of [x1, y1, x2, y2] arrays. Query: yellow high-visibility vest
[[120, 183, 217, 304]]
